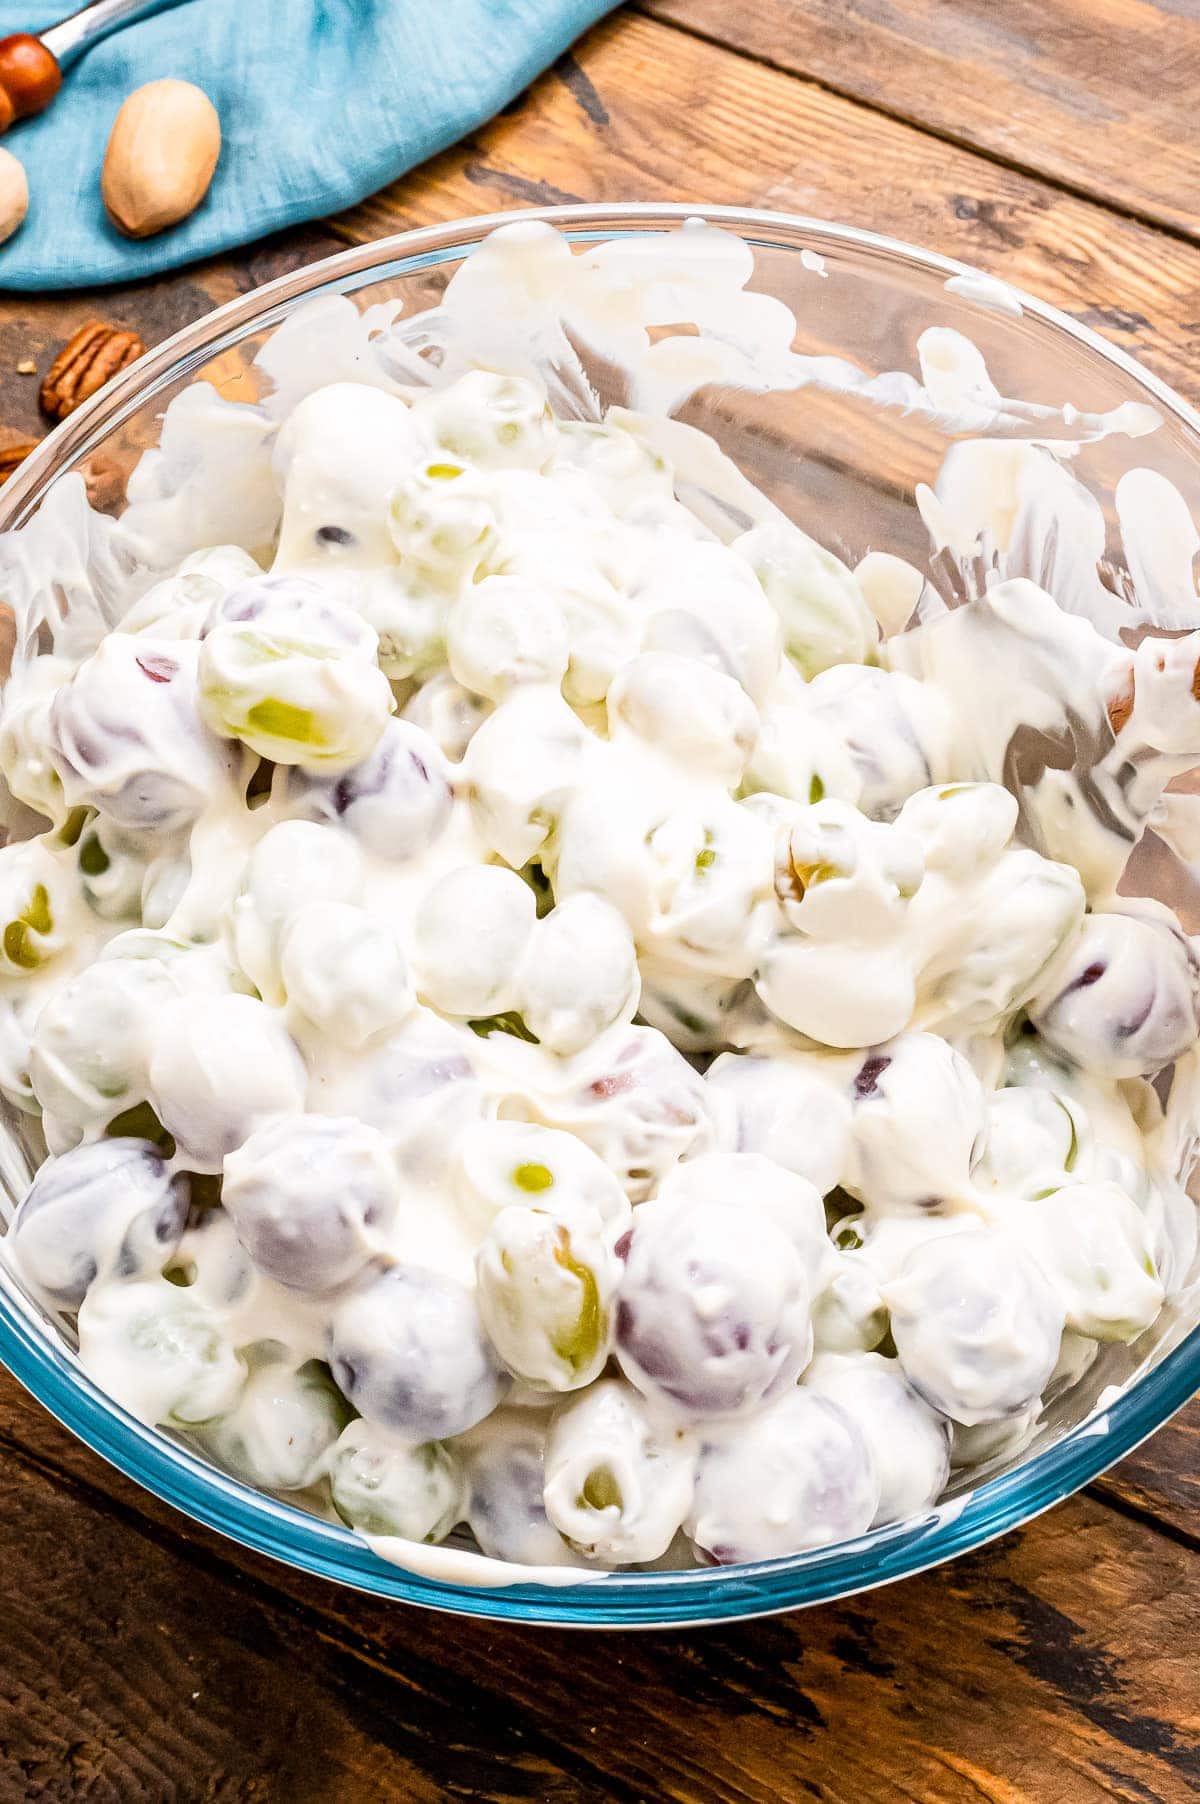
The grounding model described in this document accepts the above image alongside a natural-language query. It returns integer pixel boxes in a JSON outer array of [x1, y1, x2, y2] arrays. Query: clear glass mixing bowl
[[0, 205, 1196, 1628]]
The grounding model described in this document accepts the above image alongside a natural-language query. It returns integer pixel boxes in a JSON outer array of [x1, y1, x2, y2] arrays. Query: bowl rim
[[7, 199, 1200, 523], [1, 1259, 1196, 1628], [1, 201, 1198, 1627]]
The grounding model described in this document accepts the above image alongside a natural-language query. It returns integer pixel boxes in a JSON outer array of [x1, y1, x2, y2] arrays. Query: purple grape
[[1029, 911, 1200, 1078], [614, 1191, 812, 1418], [221, 1115, 398, 1292], [328, 1265, 508, 1440], [12, 1138, 187, 1307], [299, 719, 453, 861]]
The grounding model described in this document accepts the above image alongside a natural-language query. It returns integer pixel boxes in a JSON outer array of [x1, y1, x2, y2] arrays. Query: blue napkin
[[0, 0, 614, 291]]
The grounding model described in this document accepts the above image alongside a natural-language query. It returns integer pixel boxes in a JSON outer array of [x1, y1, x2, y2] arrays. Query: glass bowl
[[0, 204, 1196, 1628]]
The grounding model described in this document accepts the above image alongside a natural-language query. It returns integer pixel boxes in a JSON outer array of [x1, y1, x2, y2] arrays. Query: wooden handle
[[0, 34, 62, 132]]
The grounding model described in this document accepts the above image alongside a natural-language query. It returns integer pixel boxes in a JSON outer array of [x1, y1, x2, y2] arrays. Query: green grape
[[243, 697, 324, 748], [106, 1100, 176, 1156], [513, 1162, 554, 1194], [1056, 1097, 1079, 1172], [387, 461, 498, 586], [778, 856, 840, 904], [476, 1206, 612, 1391], [205, 1361, 351, 1491], [80, 1280, 248, 1429], [3, 882, 53, 971], [329, 1419, 463, 1543], [520, 861, 555, 920], [578, 1466, 622, 1513], [229, 631, 338, 666], [549, 1226, 604, 1375], [78, 832, 110, 877], [739, 520, 878, 678], [56, 808, 90, 850], [198, 580, 392, 770], [467, 1011, 540, 1044]]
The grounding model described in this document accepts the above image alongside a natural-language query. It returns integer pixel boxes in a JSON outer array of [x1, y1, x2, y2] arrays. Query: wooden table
[[0, 4, 1197, 1798]]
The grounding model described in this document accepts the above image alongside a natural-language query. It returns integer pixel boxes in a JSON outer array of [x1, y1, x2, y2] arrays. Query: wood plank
[[0, 224, 344, 461], [0, 1373, 1195, 1804], [0, 17, 1190, 1786], [4, 19, 1200, 445], [330, 13, 1200, 412], [0, 1439, 516, 1802], [1093, 1400, 1199, 1546], [639, 0, 1200, 241]]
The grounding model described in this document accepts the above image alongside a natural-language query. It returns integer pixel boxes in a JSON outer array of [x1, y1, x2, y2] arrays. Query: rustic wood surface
[[639, 0, 1200, 238], [0, 3, 1197, 1800]]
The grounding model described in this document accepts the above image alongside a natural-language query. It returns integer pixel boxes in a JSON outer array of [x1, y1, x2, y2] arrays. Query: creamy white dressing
[[362, 1533, 607, 1588], [0, 218, 1197, 1585], [943, 271, 1024, 319]]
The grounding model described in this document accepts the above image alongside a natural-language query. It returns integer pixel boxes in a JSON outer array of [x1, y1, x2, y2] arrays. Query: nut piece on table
[[0, 437, 37, 481], [101, 79, 221, 240], [0, 34, 61, 134], [40, 321, 146, 421], [0, 144, 27, 245]]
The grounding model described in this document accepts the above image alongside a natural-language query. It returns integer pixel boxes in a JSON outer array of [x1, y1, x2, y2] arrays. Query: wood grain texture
[[0, 1373, 1196, 1804], [639, 0, 1200, 240], [0, 225, 342, 461], [4, 18, 1200, 432], [1093, 1403, 1199, 1547], [330, 12, 1200, 412], [0, 1441, 455, 1803], [0, 7, 1193, 1795]]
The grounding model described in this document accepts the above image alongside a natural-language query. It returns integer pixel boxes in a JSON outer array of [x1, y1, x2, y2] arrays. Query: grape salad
[[1, 230, 1198, 1582]]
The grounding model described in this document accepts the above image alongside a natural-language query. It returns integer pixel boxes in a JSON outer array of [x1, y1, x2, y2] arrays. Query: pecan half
[[82, 452, 127, 514], [0, 436, 37, 480], [1106, 671, 1135, 737], [40, 320, 146, 421]]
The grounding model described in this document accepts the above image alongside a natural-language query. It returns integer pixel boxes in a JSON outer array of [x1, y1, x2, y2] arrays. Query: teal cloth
[[0, 0, 614, 290]]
